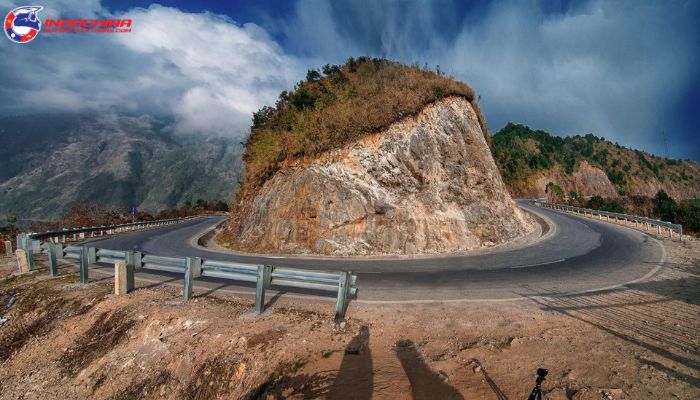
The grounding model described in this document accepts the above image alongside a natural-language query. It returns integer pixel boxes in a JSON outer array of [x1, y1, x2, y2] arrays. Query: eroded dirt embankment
[[0, 232, 698, 400]]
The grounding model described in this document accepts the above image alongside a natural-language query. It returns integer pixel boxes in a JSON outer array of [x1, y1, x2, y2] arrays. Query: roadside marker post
[[255, 265, 272, 314], [15, 249, 29, 273], [48, 243, 59, 276], [115, 261, 134, 295], [4, 240, 11, 257]]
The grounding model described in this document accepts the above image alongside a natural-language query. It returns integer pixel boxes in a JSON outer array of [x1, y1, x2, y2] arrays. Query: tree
[[653, 190, 677, 222], [545, 182, 564, 203], [252, 106, 275, 128], [306, 69, 321, 82]]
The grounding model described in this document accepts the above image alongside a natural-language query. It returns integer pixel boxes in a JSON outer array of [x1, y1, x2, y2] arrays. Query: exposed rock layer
[[531, 161, 619, 199], [222, 97, 535, 255]]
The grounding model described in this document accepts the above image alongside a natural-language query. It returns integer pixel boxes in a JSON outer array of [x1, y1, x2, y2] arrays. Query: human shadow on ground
[[395, 339, 465, 400], [327, 325, 373, 400]]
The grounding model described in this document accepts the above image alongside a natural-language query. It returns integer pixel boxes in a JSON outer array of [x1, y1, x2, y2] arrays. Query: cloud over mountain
[[0, 1, 304, 138], [0, 0, 698, 159]]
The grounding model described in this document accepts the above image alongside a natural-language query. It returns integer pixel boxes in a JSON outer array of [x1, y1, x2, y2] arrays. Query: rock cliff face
[[530, 161, 619, 199], [221, 97, 535, 255]]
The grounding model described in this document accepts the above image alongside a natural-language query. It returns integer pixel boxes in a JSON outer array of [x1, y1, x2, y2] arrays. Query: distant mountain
[[491, 123, 700, 200], [0, 114, 243, 220]]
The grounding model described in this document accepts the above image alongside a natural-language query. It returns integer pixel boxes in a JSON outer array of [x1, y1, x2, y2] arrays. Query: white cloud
[[0, 0, 697, 158], [0, 2, 304, 138], [280, 0, 700, 158]]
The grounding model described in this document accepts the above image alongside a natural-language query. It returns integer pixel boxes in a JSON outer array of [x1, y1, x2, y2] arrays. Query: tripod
[[527, 368, 548, 400]]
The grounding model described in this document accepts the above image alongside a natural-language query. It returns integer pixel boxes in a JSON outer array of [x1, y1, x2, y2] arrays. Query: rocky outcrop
[[520, 160, 700, 200], [221, 97, 535, 255], [530, 161, 619, 199]]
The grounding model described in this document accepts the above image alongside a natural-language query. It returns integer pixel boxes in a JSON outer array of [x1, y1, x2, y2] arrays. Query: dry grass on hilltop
[[238, 57, 487, 202]]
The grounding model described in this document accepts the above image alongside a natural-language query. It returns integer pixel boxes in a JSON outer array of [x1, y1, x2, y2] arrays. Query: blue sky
[[1, 0, 699, 160]]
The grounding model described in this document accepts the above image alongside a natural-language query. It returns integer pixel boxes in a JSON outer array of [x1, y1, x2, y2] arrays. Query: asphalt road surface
[[82, 202, 665, 303]]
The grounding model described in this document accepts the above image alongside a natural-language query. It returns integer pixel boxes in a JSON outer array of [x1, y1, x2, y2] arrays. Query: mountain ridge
[[0, 113, 243, 220], [492, 123, 700, 200]]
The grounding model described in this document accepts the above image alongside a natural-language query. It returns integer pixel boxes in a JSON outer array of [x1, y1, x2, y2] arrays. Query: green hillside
[[491, 123, 700, 199]]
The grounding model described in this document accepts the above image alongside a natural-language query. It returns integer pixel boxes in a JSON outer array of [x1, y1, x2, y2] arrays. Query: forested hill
[[491, 123, 700, 200]]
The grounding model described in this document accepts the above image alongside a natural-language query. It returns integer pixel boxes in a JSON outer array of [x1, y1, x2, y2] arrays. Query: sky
[[0, 0, 698, 160]]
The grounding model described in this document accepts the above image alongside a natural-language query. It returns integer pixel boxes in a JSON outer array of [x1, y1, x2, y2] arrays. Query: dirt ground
[[0, 232, 698, 399]]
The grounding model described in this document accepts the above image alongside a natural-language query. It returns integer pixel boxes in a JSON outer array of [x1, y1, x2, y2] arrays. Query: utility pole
[[662, 130, 669, 158]]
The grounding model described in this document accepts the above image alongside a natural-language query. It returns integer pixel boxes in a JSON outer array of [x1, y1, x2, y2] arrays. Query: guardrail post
[[183, 257, 197, 301], [126, 251, 143, 271], [255, 265, 272, 314], [4, 240, 11, 257], [48, 243, 59, 276], [79, 246, 89, 284], [23, 237, 35, 271], [679, 225, 683, 242], [16, 233, 23, 251], [334, 271, 351, 322], [124, 252, 136, 291]]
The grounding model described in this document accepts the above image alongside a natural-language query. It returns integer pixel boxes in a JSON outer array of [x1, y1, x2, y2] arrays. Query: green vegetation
[[491, 123, 699, 197], [492, 123, 611, 187], [652, 191, 700, 233], [585, 195, 625, 213], [545, 182, 565, 202], [240, 57, 485, 200], [568, 191, 700, 234]]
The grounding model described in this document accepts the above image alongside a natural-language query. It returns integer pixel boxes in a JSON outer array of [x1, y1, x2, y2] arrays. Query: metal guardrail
[[35, 243, 358, 320], [534, 201, 683, 242], [18, 216, 199, 244]]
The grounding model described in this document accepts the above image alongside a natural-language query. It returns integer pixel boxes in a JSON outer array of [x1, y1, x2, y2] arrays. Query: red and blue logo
[[5, 6, 43, 44]]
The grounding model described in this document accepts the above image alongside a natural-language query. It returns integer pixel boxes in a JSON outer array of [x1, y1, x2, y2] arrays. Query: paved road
[[84, 202, 665, 303]]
